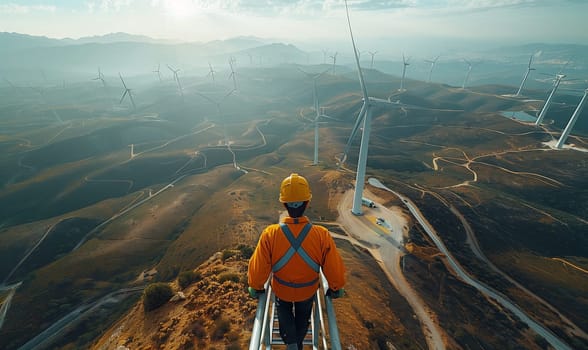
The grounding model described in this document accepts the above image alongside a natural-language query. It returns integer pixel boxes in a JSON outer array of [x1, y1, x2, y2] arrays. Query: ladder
[[249, 271, 342, 350]]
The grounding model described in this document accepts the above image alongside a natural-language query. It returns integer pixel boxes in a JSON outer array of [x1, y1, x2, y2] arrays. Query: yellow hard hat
[[279, 173, 312, 203]]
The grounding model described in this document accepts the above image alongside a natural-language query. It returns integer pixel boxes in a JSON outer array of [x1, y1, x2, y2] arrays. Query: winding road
[[337, 189, 447, 350], [368, 177, 573, 350]]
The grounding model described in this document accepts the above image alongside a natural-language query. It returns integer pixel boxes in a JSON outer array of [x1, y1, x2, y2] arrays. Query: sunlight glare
[[163, 0, 198, 19]]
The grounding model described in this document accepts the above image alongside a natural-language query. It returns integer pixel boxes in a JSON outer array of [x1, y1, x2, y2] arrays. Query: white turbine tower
[[399, 54, 410, 91], [167, 64, 183, 96], [555, 88, 588, 148], [515, 54, 536, 96], [369, 51, 377, 69], [228, 60, 237, 90], [342, 1, 409, 215], [462, 59, 472, 89], [119, 73, 135, 109], [299, 68, 337, 165], [425, 55, 440, 83], [535, 74, 566, 126]]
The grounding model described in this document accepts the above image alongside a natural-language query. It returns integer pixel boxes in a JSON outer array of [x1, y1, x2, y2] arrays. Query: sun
[[163, 0, 198, 19]]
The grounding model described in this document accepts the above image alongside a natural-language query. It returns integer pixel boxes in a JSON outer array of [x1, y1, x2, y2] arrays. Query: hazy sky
[[1, 0, 587, 49]]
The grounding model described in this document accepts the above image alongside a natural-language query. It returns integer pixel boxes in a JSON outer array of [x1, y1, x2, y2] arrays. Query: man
[[248, 173, 346, 350]]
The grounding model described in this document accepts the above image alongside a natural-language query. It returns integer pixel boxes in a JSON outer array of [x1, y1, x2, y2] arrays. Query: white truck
[[362, 197, 376, 208]]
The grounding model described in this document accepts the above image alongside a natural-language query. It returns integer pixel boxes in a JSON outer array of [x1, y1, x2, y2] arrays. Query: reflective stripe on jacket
[[248, 216, 346, 302]]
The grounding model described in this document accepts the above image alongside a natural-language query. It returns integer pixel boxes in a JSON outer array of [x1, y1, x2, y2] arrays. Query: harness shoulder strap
[[272, 223, 319, 274]]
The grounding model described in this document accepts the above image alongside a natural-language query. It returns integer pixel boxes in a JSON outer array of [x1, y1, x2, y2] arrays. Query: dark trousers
[[275, 296, 314, 349]]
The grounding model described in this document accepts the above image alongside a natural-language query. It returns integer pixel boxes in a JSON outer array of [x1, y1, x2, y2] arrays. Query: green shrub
[[238, 244, 254, 259], [178, 270, 202, 289], [143, 282, 173, 311], [226, 342, 241, 350], [211, 317, 231, 340], [221, 249, 237, 262], [218, 272, 240, 284]]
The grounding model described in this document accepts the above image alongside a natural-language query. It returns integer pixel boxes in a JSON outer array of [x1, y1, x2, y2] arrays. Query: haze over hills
[[0, 29, 587, 350], [2, 31, 588, 89]]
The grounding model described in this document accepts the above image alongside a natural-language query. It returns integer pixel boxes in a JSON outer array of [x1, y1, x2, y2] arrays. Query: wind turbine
[[341, 2, 463, 215], [369, 51, 377, 69], [462, 59, 472, 89], [425, 55, 440, 83], [153, 64, 162, 82], [208, 62, 216, 83], [330, 52, 338, 74], [322, 49, 329, 64], [399, 54, 410, 91], [167, 64, 183, 96], [535, 73, 566, 126], [119, 73, 135, 109], [342, 1, 409, 215], [556, 88, 588, 148], [93, 67, 106, 87], [228, 60, 237, 90], [515, 54, 536, 96], [299, 68, 337, 165], [195, 89, 236, 145]]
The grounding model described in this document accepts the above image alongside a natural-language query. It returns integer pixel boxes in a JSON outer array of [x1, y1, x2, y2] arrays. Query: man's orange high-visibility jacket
[[248, 216, 346, 302]]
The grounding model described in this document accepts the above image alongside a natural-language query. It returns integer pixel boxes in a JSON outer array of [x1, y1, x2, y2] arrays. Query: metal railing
[[249, 271, 342, 350]]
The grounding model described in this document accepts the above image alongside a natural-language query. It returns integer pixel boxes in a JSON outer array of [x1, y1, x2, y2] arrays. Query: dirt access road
[[336, 189, 447, 350]]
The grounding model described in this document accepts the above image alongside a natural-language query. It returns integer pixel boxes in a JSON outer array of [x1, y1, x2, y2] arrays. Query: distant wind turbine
[[462, 59, 472, 89], [556, 88, 588, 148], [322, 49, 329, 64], [167, 64, 183, 96], [535, 73, 566, 126], [515, 54, 536, 96], [299, 68, 337, 165], [399, 54, 410, 91], [119, 73, 135, 109], [228, 60, 237, 90], [153, 64, 162, 82], [93, 67, 106, 87], [195, 89, 236, 146], [330, 52, 338, 74], [369, 51, 377, 69], [425, 55, 440, 83], [208, 62, 216, 83]]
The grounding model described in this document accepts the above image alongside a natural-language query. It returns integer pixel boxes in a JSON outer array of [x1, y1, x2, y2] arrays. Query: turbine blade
[[342, 102, 367, 162], [223, 88, 236, 100], [129, 91, 136, 108], [119, 73, 128, 89], [195, 91, 218, 105], [120, 90, 127, 104], [344, 0, 369, 102], [319, 114, 341, 122]]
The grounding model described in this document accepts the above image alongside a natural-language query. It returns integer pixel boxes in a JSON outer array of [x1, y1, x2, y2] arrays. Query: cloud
[[426, 0, 583, 11], [0, 4, 56, 14], [83, 0, 134, 12], [147, 0, 415, 17]]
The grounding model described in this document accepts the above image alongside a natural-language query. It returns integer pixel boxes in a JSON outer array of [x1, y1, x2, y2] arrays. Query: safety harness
[[272, 223, 320, 288]]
